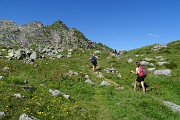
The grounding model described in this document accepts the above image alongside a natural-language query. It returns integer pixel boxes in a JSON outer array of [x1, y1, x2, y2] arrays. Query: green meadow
[[0, 40, 180, 120]]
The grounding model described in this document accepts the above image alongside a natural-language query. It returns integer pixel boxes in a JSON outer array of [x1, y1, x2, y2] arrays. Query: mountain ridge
[[0, 20, 111, 51]]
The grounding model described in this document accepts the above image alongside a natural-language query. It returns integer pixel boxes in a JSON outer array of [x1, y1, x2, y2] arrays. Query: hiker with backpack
[[90, 53, 98, 72], [131, 62, 147, 93]]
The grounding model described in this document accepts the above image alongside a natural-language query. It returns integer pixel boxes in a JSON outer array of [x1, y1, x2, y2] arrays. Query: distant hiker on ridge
[[90, 53, 98, 72], [131, 62, 147, 93]]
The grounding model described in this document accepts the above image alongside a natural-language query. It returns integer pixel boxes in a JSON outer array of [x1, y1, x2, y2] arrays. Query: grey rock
[[94, 50, 101, 54], [144, 57, 153, 61], [117, 74, 122, 78], [8, 49, 14, 57], [84, 75, 89, 79], [0, 112, 5, 118], [152, 44, 167, 50], [157, 62, 169, 66], [147, 68, 156, 72], [100, 80, 110, 86], [63, 94, 70, 99], [49, 89, 60, 96], [149, 63, 154, 66], [115, 87, 124, 90], [153, 69, 171, 76], [67, 54, 71, 58], [96, 72, 104, 78], [19, 113, 39, 120], [68, 49, 73, 52], [127, 58, 133, 63], [30, 51, 37, 60], [0, 76, 4, 80], [14, 94, 23, 98], [2, 67, 10, 72], [57, 54, 63, 58], [49, 89, 70, 99], [140, 61, 149, 66], [163, 101, 180, 113], [85, 79, 95, 85], [104, 68, 117, 73]]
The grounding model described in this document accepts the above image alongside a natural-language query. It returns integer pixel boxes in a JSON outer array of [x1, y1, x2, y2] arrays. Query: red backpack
[[138, 65, 147, 77]]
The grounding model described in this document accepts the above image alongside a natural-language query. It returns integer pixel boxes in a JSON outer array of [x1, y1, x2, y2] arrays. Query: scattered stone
[[19, 113, 39, 120], [100, 80, 110, 86], [157, 62, 169, 66], [144, 57, 153, 61], [2, 67, 10, 72], [149, 63, 154, 66], [73, 72, 78, 75], [140, 61, 149, 66], [96, 72, 104, 78], [30, 51, 37, 60], [163, 101, 180, 113], [117, 74, 122, 78], [152, 44, 167, 50], [115, 87, 124, 90], [49, 89, 70, 99], [85, 79, 95, 86], [8, 49, 14, 57], [63, 94, 70, 99], [49, 89, 60, 96], [57, 54, 63, 58], [66, 71, 78, 76], [84, 75, 89, 79], [23, 86, 36, 91], [68, 49, 73, 52], [94, 50, 101, 54], [155, 56, 163, 59], [153, 69, 171, 76], [147, 68, 156, 72], [0, 76, 4, 80], [104, 68, 117, 73], [13, 94, 24, 99], [127, 58, 133, 63], [23, 80, 28, 84], [0, 112, 5, 118]]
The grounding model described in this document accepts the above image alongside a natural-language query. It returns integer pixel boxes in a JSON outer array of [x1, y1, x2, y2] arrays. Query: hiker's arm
[[131, 70, 135, 74], [131, 69, 138, 75]]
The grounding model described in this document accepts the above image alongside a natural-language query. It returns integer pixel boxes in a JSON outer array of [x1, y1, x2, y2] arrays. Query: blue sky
[[1, 0, 180, 50]]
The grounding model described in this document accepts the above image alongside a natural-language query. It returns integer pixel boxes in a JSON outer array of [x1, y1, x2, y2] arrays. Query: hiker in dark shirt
[[90, 54, 98, 72], [131, 62, 146, 93]]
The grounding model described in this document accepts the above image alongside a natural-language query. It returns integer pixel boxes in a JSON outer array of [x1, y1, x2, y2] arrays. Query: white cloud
[[148, 33, 159, 37]]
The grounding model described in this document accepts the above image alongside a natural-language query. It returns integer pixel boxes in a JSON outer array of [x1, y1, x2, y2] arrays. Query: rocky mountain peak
[[50, 20, 68, 30], [0, 20, 16, 26], [0, 20, 18, 29], [22, 21, 44, 29]]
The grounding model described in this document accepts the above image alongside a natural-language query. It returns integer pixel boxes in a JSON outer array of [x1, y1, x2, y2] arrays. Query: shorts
[[92, 61, 97, 66], [136, 76, 145, 82]]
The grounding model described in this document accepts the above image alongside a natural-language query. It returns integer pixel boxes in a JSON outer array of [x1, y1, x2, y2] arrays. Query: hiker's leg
[[92, 65, 96, 72], [141, 81, 145, 93], [134, 80, 137, 91], [94, 65, 96, 72]]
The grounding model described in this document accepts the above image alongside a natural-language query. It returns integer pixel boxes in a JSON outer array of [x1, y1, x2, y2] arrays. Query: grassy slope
[[0, 41, 180, 120]]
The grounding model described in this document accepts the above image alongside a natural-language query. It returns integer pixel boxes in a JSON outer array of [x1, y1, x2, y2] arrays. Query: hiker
[[90, 53, 98, 72], [131, 62, 146, 93]]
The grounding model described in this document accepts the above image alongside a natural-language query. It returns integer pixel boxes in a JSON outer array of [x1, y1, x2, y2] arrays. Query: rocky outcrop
[[0, 20, 97, 49]]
